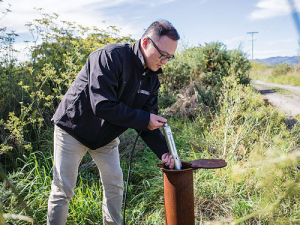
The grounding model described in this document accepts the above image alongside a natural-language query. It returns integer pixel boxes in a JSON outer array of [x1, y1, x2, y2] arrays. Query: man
[[47, 20, 180, 225]]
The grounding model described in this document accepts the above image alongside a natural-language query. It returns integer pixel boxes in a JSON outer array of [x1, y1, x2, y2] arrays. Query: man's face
[[142, 35, 178, 71]]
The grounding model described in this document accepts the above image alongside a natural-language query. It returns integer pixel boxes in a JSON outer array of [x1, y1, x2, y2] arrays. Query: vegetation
[[160, 43, 251, 110], [1, 11, 300, 225], [249, 62, 300, 86]]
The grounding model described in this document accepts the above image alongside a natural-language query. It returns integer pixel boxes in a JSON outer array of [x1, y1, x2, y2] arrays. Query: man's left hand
[[161, 153, 176, 169]]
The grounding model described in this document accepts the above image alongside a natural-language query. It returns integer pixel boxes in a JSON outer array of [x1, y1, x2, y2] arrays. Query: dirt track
[[251, 80, 300, 127]]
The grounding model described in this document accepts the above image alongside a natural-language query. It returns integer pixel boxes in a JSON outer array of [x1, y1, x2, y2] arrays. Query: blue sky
[[1, 0, 300, 59]]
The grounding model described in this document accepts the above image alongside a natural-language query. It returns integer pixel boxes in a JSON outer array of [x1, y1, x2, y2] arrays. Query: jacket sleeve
[[139, 75, 169, 159], [139, 129, 169, 159], [88, 49, 150, 131]]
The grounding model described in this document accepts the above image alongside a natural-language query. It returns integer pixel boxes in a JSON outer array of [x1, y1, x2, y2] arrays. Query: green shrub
[[0, 12, 135, 170], [160, 42, 251, 114], [272, 63, 292, 77]]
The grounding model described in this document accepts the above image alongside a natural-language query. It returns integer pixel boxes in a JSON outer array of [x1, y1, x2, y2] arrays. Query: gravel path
[[251, 80, 300, 119], [252, 80, 300, 95]]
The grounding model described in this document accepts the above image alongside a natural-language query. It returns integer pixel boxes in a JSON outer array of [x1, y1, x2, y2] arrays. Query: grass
[[0, 129, 167, 224], [249, 62, 300, 86], [168, 76, 300, 224], [1, 76, 300, 224]]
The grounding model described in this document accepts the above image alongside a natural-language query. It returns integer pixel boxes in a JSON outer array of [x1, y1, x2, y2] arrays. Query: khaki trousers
[[47, 125, 123, 225]]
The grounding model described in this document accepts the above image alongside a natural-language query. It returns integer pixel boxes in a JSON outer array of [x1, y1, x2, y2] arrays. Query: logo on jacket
[[138, 90, 150, 95]]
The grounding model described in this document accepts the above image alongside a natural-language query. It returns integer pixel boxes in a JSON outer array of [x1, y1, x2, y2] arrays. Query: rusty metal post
[[159, 159, 227, 225], [163, 167, 195, 225]]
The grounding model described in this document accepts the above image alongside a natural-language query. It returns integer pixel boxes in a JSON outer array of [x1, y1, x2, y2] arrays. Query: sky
[[1, 0, 300, 60]]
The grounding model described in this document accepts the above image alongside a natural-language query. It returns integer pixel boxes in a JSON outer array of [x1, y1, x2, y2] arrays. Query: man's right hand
[[147, 114, 167, 130]]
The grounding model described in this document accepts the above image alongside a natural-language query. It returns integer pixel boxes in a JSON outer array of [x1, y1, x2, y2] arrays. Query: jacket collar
[[132, 39, 162, 75]]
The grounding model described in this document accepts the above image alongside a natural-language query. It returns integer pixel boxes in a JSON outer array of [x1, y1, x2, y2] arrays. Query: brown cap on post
[[158, 158, 227, 171]]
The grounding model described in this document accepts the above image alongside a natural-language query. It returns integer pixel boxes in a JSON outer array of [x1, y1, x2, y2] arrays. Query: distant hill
[[254, 56, 299, 66]]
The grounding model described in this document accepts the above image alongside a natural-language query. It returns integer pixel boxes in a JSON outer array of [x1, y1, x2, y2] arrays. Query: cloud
[[1, 0, 108, 33], [1, 0, 177, 39], [249, 0, 300, 20], [1, 0, 179, 58], [147, 0, 176, 8]]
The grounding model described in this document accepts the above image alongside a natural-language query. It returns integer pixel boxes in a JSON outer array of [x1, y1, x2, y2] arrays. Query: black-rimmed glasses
[[147, 36, 175, 61]]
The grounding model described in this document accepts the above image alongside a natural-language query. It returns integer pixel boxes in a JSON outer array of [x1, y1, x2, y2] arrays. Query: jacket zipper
[[130, 72, 146, 105], [137, 80, 142, 93], [55, 93, 81, 122]]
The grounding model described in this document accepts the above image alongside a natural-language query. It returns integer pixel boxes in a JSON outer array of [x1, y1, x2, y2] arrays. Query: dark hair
[[142, 20, 180, 41]]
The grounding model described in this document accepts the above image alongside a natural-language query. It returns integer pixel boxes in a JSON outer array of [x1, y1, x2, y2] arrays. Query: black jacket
[[52, 40, 168, 159]]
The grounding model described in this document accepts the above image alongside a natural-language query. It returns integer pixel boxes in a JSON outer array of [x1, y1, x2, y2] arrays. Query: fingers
[[169, 158, 175, 169], [161, 153, 175, 169], [155, 115, 167, 124], [161, 153, 168, 163], [147, 114, 167, 130]]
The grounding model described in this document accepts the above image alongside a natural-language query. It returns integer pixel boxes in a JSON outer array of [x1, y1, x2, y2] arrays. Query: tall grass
[[0, 129, 167, 224], [1, 77, 300, 224], [172, 76, 300, 224], [250, 62, 300, 86]]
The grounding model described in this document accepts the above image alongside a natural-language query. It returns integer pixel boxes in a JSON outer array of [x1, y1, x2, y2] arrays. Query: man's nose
[[161, 58, 168, 65]]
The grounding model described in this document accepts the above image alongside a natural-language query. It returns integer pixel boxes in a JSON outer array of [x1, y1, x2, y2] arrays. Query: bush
[[272, 63, 292, 77], [160, 42, 251, 115], [0, 12, 135, 171]]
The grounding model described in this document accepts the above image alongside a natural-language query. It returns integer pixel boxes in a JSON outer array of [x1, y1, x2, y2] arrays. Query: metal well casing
[[163, 167, 194, 225], [162, 123, 181, 170], [158, 159, 227, 224]]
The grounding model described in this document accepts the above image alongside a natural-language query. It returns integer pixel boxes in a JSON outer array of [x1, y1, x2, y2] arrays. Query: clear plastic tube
[[162, 123, 181, 170]]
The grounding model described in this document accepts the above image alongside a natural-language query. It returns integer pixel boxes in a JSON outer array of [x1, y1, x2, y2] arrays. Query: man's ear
[[141, 37, 148, 49]]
